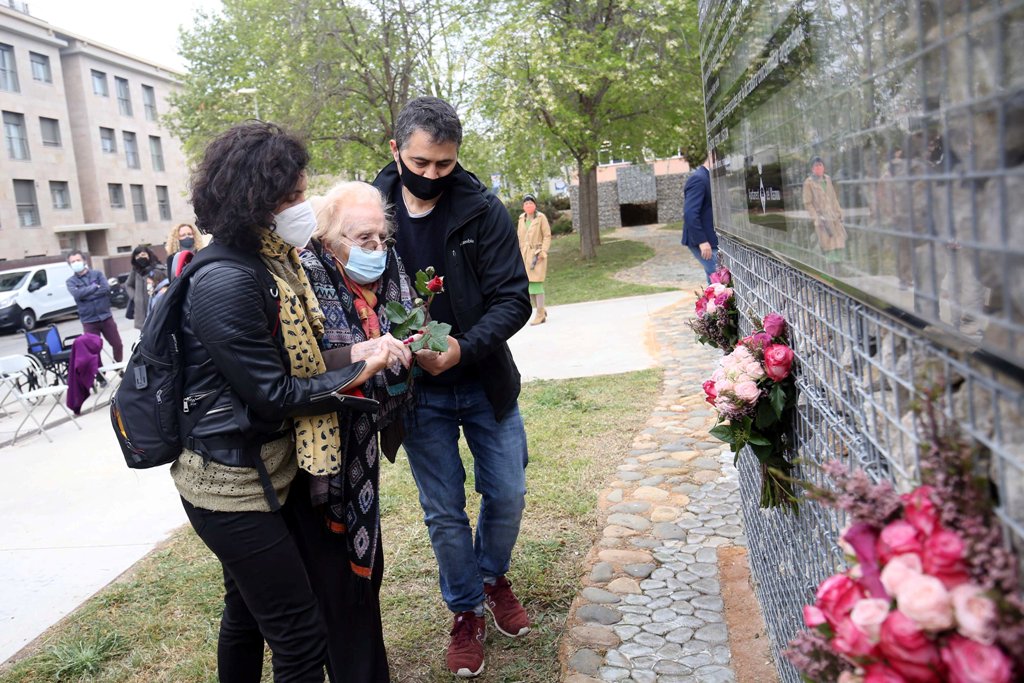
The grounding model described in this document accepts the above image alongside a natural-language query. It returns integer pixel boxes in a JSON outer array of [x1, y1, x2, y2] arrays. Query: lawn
[[0, 370, 661, 683], [543, 233, 674, 306]]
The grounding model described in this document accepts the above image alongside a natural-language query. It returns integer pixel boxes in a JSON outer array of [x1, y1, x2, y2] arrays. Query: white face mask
[[274, 200, 317, 248]]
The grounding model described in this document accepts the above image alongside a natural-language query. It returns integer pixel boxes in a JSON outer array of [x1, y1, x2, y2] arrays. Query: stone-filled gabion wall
[[657, 172, 686, 224], [570, 182, 621, 232], [570, 166, 687, 231], [616, 165, 658, 204]]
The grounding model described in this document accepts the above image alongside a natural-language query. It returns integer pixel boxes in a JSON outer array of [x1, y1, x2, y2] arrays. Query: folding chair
[[0, 354, 43, 416], [89, 359, 128, 409], [0, 355, 81, 444], [25, 324, 79, 385]]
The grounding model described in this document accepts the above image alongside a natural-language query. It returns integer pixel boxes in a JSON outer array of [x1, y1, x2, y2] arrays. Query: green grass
[[543, 233, 674, 306], [659, 221, 682, 233], [1, 370, 661, 683]]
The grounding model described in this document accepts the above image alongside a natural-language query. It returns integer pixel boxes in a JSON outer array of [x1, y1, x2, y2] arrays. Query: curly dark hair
[[190, 121, 309, 252]]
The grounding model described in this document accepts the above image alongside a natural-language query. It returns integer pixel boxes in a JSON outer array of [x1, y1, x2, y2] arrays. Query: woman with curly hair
[[171, 121, 394, 682]]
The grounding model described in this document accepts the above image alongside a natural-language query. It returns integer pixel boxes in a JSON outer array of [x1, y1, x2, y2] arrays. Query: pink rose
[[878, 521, 922, 563], [833, 615, 878, 657], [902, 486, 939, 537], [704, 285, 716, 299], [844, 523, 887, 598], [850, 597, 891, 642], [762, 312, 787, 338], [879, 611, 943, 682], [922, 529, 970, 589], [816, 574, 864, 626], [763, 343, 795, 381], [702, 379, 717, 406], [941, 635, 1013, 683], [881, 553, 924, 597], [695, 297, 707, 316], [710, 267, 731, 285], [706, 300, 718, 314], [803, 604, 827, 628], [714, 291, 731, 306], [950, 584, 997, 645], [839, 673, 865, 683], [734, 380, 761, 404], [896, 574, 953, 631], [864, 664, 909, 683]]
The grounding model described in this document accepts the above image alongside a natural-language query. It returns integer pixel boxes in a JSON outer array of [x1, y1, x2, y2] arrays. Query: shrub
[[551, 213, 574, 235]]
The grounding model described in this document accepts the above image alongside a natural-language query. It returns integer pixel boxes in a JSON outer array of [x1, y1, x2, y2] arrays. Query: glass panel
[[108, 183, 125, 208], [29, 52, 51, 83], [142, 85, 157, 121], [40, 117, 60, 146], [123, 131, 139, 168], [130, 184, 147, 222], [149, 136, 164, 171], [91, 70, 107, 96], [50, 181, 70, 209], [13, 179, 39, 227], [156, 185, 171, 220], [3, 111, 29, 160], [0, 44, 19, 92], [100, 127, 116, 153], [116, 77, 132, 116]]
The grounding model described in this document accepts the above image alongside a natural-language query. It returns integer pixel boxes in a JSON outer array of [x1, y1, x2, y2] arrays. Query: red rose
[[803, 604, 827, 628], [762, 312, 787, 338], [878, 520, 922, 564], [864, 663, 910, 683], [902, 486, 939, 537], [702, 379, 717, 406], [815, 574, 864, 626], [426, 275, 444, 293], [763, 343, 795, 381], [696, 297, 707, 316], [878, 611, 942, 683], [922, 529, 970, 589], [941, 635, 1013, 683]]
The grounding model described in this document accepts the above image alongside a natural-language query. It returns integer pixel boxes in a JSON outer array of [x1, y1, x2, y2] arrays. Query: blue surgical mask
[[70, 261, 85, 273], [336, 247, 387, 285]]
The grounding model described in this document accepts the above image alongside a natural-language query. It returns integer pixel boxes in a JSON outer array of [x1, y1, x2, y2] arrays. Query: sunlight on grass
[[544, 234, 673, 306]]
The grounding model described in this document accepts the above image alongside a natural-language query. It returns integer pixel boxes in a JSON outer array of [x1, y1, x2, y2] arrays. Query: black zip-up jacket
[[180, 257, 366, 467], [373, 161, 531, 420]]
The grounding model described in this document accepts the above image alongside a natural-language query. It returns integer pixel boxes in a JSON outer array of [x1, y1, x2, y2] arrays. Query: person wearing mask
[[165, 222, 202, 271], [296, 181, 414, 682], [516, 194, 552, 325], [171, 121, 393, 682], [125, 246, 166, 330], [373, 97, 532, 678], [65, 251, 123, 362]]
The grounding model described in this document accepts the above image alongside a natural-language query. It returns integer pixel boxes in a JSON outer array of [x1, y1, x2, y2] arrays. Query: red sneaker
[[447, 611, 486, 677], [483, 576, 531, 637]]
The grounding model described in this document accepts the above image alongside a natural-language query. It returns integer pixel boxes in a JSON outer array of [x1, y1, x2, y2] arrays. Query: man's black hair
[[394, 97, 463, 151]]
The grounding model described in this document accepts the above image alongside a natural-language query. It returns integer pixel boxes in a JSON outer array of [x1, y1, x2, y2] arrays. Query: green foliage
[[384, 267, 450, 351], [550, 213, 573, 235], [44, 633, 124, 680]]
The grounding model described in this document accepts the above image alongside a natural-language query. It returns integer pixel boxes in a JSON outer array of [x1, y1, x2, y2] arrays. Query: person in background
[[165, 222, 203, 271], [171, 121, 392, 682], [65, 251, 123, 362], [373, 96, 532, 678], [125, 246, 166, 330], [802, 156, 848, 268], [296, 180, 414, 682], [516, 194, 552, 325], [681, 150, 719, 283]]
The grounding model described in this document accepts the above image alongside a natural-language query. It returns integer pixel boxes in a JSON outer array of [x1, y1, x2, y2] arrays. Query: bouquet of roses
[[786, 407, 1023, 682], [703, 312, 799, 510], [384, 266, 450, 352], [688, 267, 739, 351]]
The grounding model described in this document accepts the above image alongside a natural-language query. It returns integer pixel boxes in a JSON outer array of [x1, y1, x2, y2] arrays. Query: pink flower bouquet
[[688, 267, 739, 351], [704, 312, 799, 510]]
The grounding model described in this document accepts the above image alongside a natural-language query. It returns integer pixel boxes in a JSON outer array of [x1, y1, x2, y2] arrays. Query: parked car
[[0, 263, 78, 330]]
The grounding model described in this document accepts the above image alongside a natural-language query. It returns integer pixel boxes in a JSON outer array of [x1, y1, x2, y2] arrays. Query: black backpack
[[110, 244, 279, 469]]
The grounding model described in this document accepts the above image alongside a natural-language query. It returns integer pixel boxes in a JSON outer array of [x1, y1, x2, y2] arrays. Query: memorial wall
[[700, 0, 1024, 375]]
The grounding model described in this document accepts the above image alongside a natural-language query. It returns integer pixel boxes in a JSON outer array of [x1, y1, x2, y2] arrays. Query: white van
[[0, 263, 78, 330]]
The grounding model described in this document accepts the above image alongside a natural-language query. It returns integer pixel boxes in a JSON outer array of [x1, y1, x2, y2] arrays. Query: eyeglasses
[[342, 235, 395, 252]]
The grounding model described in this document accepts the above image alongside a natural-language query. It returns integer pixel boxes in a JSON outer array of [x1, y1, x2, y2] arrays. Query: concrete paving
[[0, 240, 691, 665]]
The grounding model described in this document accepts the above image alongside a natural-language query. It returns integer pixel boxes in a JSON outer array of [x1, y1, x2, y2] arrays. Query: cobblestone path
[[560, 225, 750, 683]]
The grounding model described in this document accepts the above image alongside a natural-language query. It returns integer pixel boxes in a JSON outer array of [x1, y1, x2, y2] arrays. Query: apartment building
[[0, 2, 192, 261]]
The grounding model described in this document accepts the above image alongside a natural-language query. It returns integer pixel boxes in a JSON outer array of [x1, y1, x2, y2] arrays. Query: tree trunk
[[578, 161, 599, 260]]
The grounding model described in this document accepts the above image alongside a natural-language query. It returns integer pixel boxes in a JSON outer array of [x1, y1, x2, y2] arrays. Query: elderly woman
[[296, 181, 414, 682], [172, 122, 392, 682]]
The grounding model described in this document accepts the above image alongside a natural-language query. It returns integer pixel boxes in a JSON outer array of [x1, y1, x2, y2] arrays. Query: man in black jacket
[[373, 97, 531, 678]]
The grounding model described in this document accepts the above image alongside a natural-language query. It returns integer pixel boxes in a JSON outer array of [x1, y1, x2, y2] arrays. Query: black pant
[[182, 497, 327, 683]]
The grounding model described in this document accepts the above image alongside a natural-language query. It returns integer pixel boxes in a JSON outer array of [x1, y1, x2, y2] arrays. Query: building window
[[108, 183, 125, 208], [0, 44, 19, 92], [130, 184, 147, 222], [149, 135, 165, 171], [115, 76, 132, 116], [50, 181, 70, 209], [99, 126, 116, 153], [156, 185, 171, 220], [39, 117, 61, 147], [91, 69, 108, 96], [3, 111, 29, 160], [123, 131, 140, 168], [13, 180, 39, 227], [141, 84, 157, 121], [29, 52, 51, 83]]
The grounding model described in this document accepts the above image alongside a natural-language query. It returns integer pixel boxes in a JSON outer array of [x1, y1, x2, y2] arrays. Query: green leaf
[[770, 383, 786, 418], [708, 424, 735, 444], [384, 301, 413, 326], [747, 433, 772, 446], [415, 270, 433, 298], [755, 400, 777, 429]]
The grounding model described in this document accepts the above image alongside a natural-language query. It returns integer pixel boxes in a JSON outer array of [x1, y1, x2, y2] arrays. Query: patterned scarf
[[256, 229, 343, 476], [299, 238, 414, 582]]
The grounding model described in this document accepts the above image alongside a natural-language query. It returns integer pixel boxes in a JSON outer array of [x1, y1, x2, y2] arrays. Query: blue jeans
[[402, 381, 528, 613], [687, 245, 719, 283]]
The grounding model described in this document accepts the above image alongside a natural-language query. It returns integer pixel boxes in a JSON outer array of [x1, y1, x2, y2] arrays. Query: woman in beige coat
[[802, 157, 847, 264], [517, 194, 552, 325]]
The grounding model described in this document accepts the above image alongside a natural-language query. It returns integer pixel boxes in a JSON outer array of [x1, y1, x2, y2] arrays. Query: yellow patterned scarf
[[257, 229, 343, 476]]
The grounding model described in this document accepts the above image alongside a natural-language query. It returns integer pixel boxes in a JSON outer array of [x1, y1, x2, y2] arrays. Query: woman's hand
[[351, 336, 412, 370], [353, 341, 390, 385]]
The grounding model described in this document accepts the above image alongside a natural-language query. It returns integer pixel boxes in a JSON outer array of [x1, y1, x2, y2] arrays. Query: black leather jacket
[[181, 259, 365, 467]]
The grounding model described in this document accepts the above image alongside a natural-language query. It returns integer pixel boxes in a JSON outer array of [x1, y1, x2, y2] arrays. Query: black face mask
[[136, 257, 149, 268], [178, 237, 195, 250], [397, 153, 458, 201]]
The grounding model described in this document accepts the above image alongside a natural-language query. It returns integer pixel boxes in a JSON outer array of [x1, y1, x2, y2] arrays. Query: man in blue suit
[[681, 151, 718, 282]]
